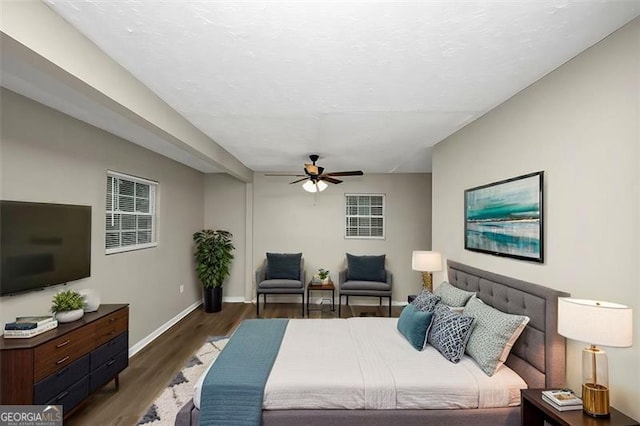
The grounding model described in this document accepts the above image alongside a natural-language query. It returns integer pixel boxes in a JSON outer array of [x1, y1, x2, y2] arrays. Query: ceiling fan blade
[[265, 173, 306, 177], [289, 178, 309, 184], [325, 171, 364, 177], [320, 176, 343, 184]]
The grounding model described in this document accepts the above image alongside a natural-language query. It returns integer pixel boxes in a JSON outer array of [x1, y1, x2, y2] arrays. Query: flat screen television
[[0, 201, 91, 296]]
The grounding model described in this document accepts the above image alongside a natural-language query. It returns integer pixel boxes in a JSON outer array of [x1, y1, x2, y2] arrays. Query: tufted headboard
[[447, 260, 569, 388]]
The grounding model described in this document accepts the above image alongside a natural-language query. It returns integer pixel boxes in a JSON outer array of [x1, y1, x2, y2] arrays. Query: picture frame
[[464, 171, 544, 262]]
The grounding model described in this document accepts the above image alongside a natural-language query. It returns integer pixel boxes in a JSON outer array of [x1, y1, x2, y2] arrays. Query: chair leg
[[379, 296, 382, 305], [256, 293, 260, 317], [338, 295, 341, 318], [301, 293, 305, 317], [388, 296, 392, 317]]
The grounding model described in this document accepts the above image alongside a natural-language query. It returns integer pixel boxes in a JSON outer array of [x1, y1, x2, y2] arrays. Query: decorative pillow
[[411, 289, 441, 313], [346, 253, 386, 282], [397, 304, 434, 350], [434, 281, 475, 307], [463, 296, 530, 376], [427, 304, 476, 363], [266, 253, 302, 280]]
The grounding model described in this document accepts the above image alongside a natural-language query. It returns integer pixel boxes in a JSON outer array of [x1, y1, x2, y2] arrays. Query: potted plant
[[51, 289, 86, 323], [193, 229, 235, 313], [318, 269, 330, 284]]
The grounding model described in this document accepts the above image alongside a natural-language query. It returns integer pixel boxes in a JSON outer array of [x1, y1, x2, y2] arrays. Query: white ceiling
[[21, 1, 640, 173]]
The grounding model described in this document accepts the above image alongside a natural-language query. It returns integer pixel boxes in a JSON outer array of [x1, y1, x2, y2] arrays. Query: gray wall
[[204, 173, 248, 300], [0, 89, 205, 348], [252, 172, 432, 303], [432, 19, 639, 419]]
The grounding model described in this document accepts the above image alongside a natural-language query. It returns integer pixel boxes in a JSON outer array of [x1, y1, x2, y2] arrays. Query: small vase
[[321, 277, 330, 285], [55, 309, 84, 323]]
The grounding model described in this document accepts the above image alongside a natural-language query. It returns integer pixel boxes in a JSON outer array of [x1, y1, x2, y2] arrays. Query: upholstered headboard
[[447, 260, 569, 388]]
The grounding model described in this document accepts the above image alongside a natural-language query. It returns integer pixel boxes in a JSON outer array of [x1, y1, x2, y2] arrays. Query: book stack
[[3, 316, 58, 339], [541, 389, 583, 411]]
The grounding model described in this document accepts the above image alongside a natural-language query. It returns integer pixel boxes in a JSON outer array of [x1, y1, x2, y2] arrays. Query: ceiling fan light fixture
[[302, 180, 328, 193]]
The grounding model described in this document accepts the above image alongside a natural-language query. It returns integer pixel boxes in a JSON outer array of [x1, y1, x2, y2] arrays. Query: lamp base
[[421, 272, 433, 292], [582, 382, 610, 418]]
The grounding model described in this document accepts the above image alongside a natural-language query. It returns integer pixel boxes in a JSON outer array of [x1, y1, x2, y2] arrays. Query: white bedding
[[195, 317, 526, 410]]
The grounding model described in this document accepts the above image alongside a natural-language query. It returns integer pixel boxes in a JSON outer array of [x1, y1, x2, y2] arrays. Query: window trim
[[106, 170, 158, 255], [344, 193, 386, 240]]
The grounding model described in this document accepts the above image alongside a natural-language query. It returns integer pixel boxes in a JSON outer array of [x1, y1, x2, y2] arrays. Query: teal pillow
[[266, 253, 302, 280], [397, 304, 434, 350], [346, 253, 386, 282]]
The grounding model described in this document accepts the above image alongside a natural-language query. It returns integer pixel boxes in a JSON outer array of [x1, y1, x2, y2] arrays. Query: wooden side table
[[521, 389, 639, 426], [307, 282, 335, 315]]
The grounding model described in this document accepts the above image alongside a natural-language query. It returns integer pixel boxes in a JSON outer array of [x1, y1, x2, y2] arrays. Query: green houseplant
[[193, 229, 235, 312], [51, 289, 86, 323]]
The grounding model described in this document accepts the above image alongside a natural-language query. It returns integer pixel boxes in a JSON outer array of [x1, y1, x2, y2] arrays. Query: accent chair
[[256, 253, 305, 317], [338, 253, 393, 317]]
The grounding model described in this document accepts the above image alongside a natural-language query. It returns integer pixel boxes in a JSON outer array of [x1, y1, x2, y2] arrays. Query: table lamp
[[411, 251, 442, 292], [557, 297, 633, 417]]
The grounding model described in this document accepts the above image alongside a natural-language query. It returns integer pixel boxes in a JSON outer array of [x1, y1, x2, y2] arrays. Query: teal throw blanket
[[198, 319, 289, 426]]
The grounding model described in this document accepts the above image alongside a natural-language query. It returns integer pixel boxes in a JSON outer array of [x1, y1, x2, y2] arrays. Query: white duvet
[[195, 318, 526, 410]]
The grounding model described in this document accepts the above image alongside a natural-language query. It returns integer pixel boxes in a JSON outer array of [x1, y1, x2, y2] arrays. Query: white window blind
[[106, 171, 157, 254], [345, 194, 385, 239]]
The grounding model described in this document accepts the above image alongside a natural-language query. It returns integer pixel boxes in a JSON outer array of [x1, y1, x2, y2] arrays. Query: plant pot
[[204, 286, 223, 313], [55, 309, 84, 323]]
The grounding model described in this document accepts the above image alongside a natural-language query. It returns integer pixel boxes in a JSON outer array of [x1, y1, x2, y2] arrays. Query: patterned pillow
[[434, 281, 475, 307], [397, 304, 434, 350], [411, 289, 441, 312], [427, 304, 476, 363], [463, 296, 530, 376]]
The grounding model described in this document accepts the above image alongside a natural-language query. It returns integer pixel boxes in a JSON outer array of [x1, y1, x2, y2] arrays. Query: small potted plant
[[51, 289, 86, 323], [318, 269, 330, 284]]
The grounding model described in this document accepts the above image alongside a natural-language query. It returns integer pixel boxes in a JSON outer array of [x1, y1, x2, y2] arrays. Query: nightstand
[[521, 389, 639, 426]]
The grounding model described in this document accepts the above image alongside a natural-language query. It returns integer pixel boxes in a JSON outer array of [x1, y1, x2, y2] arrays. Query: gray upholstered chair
[[338, 254, 393, 317], [256, 253, 305, 317]]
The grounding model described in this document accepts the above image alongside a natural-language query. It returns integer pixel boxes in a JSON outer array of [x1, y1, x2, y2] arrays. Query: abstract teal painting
[[465, 172, 543, 262]]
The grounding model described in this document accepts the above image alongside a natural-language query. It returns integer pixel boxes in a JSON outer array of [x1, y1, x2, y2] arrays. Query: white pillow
[[463, 297, 529, 376]]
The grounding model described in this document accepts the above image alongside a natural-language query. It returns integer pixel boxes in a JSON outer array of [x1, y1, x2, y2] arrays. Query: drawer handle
[[107, 359, 116, 367], [56, 340, 70, 348], [109, 318, 116, 323], [56, 391, 69, 401], [56, 355, 70, 365], [56, 367, 69, 376]]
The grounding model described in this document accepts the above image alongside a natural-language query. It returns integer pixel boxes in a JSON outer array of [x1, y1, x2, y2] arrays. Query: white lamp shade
[[302, 180, 328, 193], [412, 251, 442, 272], [558, 297, 633, 347]]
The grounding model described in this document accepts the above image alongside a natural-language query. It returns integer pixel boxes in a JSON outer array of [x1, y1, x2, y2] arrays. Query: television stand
[[0, 304, 129, 418]]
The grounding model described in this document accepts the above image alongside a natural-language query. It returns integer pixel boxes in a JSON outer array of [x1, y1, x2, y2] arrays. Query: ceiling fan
[[265, 155, 363, 192]]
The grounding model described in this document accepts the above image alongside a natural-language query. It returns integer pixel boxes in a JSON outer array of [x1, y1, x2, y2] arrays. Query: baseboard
[[223, 296, 245, 303], [128, 299, 202, 357]]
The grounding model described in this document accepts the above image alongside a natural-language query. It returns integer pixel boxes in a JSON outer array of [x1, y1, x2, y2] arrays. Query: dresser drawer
[[46, 375, 89, 414], [34, 325, 95, 382], [94, 308, 128, 347], [90, 350, 128, 392], [34, 354, 90, 404], [91, 332, 128, 369]]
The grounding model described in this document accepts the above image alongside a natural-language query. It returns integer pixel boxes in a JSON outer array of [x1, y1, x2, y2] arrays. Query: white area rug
[[137, 336, 228, 425]]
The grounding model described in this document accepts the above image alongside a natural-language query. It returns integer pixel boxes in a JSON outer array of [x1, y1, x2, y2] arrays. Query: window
[[345, 194, 385, 239], [106, 171, 157, 254]]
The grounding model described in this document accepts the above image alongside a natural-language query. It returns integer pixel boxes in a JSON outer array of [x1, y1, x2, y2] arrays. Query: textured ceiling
[[40, 1, 640, 173]]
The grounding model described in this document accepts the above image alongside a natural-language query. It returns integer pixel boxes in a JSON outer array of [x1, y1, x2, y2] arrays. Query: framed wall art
[[464, 171, 544, 262]]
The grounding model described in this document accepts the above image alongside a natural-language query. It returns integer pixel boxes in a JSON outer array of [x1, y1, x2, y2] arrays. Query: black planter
[[204, 286, 223, 313]]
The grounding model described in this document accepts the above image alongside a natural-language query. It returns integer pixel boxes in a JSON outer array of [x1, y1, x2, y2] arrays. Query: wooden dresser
[[0, 304, 129, 416]]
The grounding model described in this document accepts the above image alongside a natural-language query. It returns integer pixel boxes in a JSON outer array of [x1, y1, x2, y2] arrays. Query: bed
[[176, 260, 569, 426]]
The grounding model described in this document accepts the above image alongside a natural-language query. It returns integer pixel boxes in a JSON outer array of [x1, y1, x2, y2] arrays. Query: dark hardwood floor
[[66, 302, 401, 425]]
